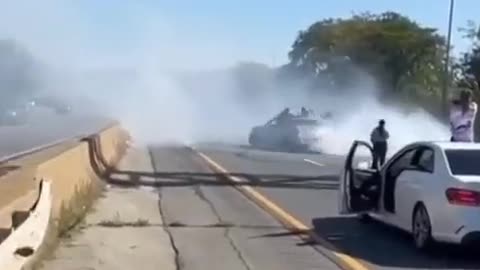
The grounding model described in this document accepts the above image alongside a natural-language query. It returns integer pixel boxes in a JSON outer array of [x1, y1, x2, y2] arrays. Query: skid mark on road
[[303, 158, 325, 167], [194, 149, 371, 270]]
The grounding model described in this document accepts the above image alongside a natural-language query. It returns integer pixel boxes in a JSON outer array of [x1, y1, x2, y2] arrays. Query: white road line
[[303, 158, 324, 167]]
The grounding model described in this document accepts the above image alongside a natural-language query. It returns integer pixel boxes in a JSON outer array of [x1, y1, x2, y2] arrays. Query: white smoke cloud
[[313, 95, 450, 155], [0, 1, 450, 154]]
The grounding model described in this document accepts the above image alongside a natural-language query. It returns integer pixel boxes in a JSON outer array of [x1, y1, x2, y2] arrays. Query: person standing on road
[[301, 107, 309, 117], [370, 119, 389, 168], [450, 88, 478, 142]]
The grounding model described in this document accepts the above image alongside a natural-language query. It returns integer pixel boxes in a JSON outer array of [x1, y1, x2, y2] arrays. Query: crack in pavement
[[158, 188, 183, 270], [192, 184, 253, 270], [149, 148, 262, 270], [150, 148, 183, 270]]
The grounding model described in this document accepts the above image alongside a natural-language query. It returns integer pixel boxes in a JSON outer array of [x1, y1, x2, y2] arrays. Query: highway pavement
[[148, 145, 341, 270], [0, 111, 112, 158], [41, 144, 343, 270], [190, 143, 480, 270], [39, 141, 480, 269]]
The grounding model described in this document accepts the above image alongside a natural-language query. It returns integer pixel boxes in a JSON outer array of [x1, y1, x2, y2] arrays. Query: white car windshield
[[445, 149, 480, 176]]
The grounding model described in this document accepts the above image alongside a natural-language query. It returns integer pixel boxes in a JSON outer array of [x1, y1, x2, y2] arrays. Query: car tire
[[412, 203, 433, 251]]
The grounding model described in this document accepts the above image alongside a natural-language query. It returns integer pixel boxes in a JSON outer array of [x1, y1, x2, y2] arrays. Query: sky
[[1, 0, 478, 70]]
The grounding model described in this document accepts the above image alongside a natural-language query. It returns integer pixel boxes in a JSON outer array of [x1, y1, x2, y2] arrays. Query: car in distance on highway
[[53, 104, 72, 115], [339, 140, 480, 250], [248, 113, 320, 152]]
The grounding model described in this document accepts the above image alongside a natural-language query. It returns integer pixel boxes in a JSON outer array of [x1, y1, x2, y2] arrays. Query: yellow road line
[[195, 150, 371, 270], [304, 158, 325, 167]]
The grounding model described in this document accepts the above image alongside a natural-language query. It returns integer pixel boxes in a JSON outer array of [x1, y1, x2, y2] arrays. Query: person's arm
[[370, 128, 377, 143], [384, 130, 390, 140], [462, 102, 478, 127], [466, 102, 478, 128]]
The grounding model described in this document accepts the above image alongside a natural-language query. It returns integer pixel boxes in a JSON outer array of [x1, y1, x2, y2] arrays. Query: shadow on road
[[84, 136, 480, 268], [108, 170, 338, 190], [310, 216, 480, 269], [252, 216, 480, 269], [81, 135, 339, 192]]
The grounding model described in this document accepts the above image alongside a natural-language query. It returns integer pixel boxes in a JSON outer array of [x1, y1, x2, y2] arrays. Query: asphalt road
[[148, 145, 341, 270], [191, 143, 480, 270], [0, 111, 112, 158]]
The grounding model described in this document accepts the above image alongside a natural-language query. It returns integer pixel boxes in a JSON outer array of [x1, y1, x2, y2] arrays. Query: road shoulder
[[37, 147, 176, 270], [39, 145, 343, 270]]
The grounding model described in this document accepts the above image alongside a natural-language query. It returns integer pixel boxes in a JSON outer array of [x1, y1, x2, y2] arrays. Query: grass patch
[[97, 213, 151, 227], [57, 178, 105, 237]]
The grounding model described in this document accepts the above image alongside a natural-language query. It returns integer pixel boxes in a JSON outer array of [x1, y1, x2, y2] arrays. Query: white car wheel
[[412, 204, 432, 250]]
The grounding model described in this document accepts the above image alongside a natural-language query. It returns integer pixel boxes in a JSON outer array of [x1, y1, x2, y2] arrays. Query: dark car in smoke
[[248, 113, 321, 152], [54, 104, 72, 115]]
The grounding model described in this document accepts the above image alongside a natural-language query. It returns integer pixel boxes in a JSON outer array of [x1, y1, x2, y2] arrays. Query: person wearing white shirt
[[449, 89, 478, 142]]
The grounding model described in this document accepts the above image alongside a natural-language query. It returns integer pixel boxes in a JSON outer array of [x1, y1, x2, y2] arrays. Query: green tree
[[288, 11, 447, 105], [458, 20, 480, 89]]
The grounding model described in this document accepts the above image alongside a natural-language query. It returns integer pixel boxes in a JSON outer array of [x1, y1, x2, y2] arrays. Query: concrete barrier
[[35, 123, 129, 216], [0, 180, 52, 270], [0, 121, 130, 269]]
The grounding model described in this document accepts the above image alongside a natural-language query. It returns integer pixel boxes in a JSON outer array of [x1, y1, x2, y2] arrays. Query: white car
[[339, 140, 480, 250]]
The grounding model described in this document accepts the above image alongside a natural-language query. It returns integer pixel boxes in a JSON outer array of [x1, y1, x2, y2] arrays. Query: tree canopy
[[458, 20, 480, 92], [287, 11, 447, 105]]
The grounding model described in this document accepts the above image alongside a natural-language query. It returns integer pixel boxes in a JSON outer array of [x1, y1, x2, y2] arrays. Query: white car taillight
[[446, 188, 480, 206]]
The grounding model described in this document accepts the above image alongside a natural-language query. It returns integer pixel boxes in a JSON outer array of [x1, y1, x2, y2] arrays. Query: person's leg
[[372, 143, 380, 169], [379, 142, 387, 166]]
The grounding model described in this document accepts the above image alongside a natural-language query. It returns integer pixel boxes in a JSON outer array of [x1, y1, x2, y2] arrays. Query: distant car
[[339, 140, 480, 250], [248, 115, 320, 152], [54, 105, 72, 115]]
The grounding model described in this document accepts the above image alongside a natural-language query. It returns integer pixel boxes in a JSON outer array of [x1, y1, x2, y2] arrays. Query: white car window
[[445, 149, 480, 175], [387, 149, 416, 176], [415, 148, 434, 173]]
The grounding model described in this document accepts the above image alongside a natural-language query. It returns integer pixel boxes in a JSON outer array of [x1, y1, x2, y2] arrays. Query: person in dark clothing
[[301, 107, 309, 117], [370, 119, 389, 168], [277, 107, 294, 124]]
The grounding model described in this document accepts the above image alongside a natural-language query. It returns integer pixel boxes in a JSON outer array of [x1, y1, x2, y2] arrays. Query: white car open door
[[339, 140, 381, 214]]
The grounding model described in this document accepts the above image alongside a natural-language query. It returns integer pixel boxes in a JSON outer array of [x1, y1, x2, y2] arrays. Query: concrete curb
[[0, 122, 131, 270], [0, 180, 52, 270]]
